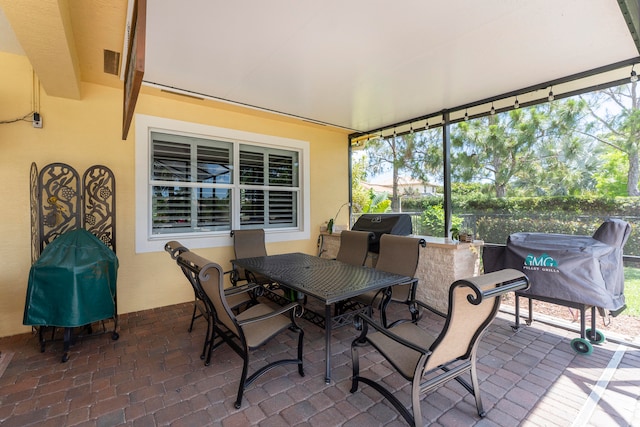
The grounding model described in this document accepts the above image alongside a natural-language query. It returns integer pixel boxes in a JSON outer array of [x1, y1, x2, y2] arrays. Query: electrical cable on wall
[[31, 70, 42, 128], [0, 112, 35, 125], [1, 70, 40, 126]]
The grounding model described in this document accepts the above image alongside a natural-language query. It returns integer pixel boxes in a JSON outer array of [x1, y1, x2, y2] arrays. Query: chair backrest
[[336, 230, 373, 266], [165, 240, 203, 297], [374, 234, 424, 277], [232, 229, 268, 280], [426, 271, 513, 370], [178, 251, 238, 334]]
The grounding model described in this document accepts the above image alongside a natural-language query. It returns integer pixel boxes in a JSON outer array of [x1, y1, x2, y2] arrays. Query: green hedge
[[406, 195, 640, 256]]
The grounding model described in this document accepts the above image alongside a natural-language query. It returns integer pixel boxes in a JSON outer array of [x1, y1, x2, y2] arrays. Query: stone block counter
[[318, 232, 483, 314]]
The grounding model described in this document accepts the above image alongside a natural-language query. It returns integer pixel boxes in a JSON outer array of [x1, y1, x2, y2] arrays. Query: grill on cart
[[24, 162, 118, 362], [24, 229, 119, 361], [351, 214, 413, 253], [484, 218, 631, 354]]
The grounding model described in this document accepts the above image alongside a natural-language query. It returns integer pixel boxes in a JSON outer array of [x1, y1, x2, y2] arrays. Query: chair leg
[[410, 376, 422, 427], [235, 356, 250, 409], [470, 356, 485, 417], [201, 315, 213, 363], [379, 289, 392, 328], [409, 301, 420, 323], [189, 298, 198, 332], [350, 340, 362, 393]]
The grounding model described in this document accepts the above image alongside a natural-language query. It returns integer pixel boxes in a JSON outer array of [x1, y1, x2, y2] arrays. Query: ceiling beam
[[0, 0, 81, 99], [618, 0, 640, 54]]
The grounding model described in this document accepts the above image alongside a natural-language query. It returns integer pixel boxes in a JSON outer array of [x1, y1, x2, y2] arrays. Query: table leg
[[324, 304, 332, 384]]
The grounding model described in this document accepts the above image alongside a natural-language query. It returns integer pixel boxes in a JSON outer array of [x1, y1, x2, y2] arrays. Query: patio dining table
[[232, 252, 411, 383]]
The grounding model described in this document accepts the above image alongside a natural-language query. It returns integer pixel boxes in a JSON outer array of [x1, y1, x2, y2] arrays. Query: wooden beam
[[122, 0, 146, 140]]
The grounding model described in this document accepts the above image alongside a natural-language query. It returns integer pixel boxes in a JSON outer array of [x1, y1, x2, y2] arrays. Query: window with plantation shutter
[[136, 115, 309, 253], [148, 130, 299, 236]]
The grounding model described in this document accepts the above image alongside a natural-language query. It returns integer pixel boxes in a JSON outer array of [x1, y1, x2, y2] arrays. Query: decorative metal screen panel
[[30, 162, 116, 263], [83, 165, 116, 251]]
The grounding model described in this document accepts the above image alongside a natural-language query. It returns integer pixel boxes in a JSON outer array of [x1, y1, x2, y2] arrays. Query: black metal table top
[[232, 252, 410, 304]]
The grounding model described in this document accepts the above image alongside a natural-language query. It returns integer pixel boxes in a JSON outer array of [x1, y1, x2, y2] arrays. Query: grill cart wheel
[[570, 338, 594, 355], [586, 328, 605, 344]]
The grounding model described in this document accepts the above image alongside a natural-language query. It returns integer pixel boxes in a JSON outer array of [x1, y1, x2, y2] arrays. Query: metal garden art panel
[[82, 165, 116, 252], [30, 162, 116, 261]]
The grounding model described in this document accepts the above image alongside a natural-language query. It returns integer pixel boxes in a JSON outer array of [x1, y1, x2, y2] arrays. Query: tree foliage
[[450, 100, 598, 197], [582, 82, 640, 196], [358, 81, 639, 214]]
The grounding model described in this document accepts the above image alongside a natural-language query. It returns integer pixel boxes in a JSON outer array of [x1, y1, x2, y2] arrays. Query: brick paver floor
[[0, 300, 639, 426]]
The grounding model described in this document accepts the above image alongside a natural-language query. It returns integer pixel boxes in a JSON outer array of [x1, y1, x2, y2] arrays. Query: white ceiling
[[142, 0, 639, 132], [2, 1, 639, 134]]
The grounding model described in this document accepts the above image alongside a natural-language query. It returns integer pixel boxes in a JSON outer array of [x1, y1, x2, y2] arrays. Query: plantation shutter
[[150, 132, 233, 234], [151, 138, 192, 232], [240, 146, 298, 228]]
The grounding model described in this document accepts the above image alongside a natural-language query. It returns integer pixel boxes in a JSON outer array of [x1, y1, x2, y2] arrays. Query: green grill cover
[[24, 229, 118, 327]]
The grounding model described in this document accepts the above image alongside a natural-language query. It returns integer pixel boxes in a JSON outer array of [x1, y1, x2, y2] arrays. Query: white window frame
[[135, 114, 310, 253]]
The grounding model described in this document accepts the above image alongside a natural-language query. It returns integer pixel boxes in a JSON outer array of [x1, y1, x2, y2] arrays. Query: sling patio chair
[[351, 234, 426, 328], [350, 269, 530, 426], [334, 230, 374, 266], [230, 229, 275, 286], [231, 228, 300, 301], [333, 230, 374, 316], [164, 241, 257, 334], [177, 250, 305, 409]]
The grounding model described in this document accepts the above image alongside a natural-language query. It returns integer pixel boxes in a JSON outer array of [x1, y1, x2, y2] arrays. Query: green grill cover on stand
[[24, 229, 118, 328]]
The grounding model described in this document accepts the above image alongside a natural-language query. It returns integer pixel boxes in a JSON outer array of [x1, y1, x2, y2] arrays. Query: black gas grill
[[351, 214, 413, 253]]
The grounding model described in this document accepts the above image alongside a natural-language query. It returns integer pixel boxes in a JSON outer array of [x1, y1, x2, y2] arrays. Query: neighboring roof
[[364, 176, 438, 194], [1, 1, 639, 133]]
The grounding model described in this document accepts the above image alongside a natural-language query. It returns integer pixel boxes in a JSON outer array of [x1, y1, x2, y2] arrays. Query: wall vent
[[103, 50, 121, 75]]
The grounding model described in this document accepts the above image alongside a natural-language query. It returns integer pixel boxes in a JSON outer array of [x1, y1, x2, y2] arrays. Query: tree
[[351, 154, 392, 214], [365, 133, 416, 210], [351, 155, 372, 213], [593, 149, 628, 196], [365, 127, 447, 210], [449, 100, 594, 197], [583, 82, 640, 196]]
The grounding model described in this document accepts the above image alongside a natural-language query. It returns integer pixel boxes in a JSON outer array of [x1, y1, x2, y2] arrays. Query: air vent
[[103, 49, 121, 75]]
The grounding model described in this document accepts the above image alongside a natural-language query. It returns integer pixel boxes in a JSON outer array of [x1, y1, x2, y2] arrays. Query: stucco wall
[[0, 52, 350, 337]]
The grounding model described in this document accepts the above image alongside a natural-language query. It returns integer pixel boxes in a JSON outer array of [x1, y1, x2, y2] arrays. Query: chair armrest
[[478, 269, 530, 299], [355, 313, 431, 355], [224, 282, 261, 297], [237, 302, 301, 326], [413, 300, 447, 318]]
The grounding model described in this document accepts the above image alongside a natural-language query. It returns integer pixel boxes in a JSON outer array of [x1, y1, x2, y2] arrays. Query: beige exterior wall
[[0, 52, 350, 337]]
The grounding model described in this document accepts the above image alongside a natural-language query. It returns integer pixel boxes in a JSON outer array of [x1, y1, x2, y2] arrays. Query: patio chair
[[350, 269, 530, 426], [334, 230, 374, 266], [353, 234, 426, 328], [165, 241, 255, 334], [333, 230, 374, 316], [230, 229, 277, 286], [177, 251, 305, 409], [231, 228, 301, 302]]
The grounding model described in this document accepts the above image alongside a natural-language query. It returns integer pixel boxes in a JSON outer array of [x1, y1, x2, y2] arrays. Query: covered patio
[[1, 301, 638, 426], [2, 1, 640, 425]]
